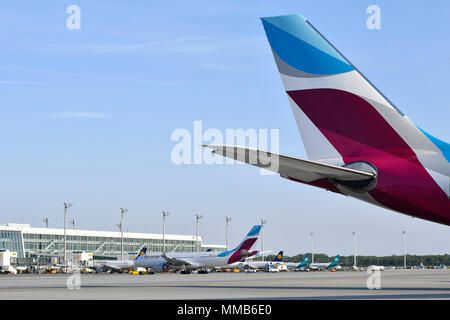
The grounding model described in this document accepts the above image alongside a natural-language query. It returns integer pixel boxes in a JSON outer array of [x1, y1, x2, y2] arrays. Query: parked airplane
[[203, 14, 450, 226], [218, 250, 273, 270], [95, 248, 147, 273], [309, 255, 340, 270], [285, 254, 310, 270], [239, 250, 285, 270], [134, 225, 261, 272], [265, 262, 288, 272]]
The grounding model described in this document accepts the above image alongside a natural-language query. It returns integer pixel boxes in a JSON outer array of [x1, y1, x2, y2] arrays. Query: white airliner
[[134, 225, 261, 272], [94, 248, 147, 272], [238, 250, 285, 270]]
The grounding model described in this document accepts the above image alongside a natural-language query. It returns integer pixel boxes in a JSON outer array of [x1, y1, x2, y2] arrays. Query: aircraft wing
[[100, 261, 133, 270], [162, 254, 203, 268], [104, 264, 122, 271], [203, 145, 375, 183], [243, 262, 261, 269], [247, 250, 273, 260]]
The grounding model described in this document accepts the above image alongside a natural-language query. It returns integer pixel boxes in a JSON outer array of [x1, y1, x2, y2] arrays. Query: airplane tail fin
[[297, 254, 310, 268], [328, 255, 340, 268], [260, 14, 429, 164], [234, 225, 262, 253], [134, 247, 147, 260], [273, 251, 284, 262], [220, 225, 262, 264]]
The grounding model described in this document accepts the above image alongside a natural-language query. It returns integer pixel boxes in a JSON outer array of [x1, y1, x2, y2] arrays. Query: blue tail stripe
[[247, 225, 262, 237], [419, 127, 450, 162], [261, 15, 354, 75], [217, 225, 261, 257]]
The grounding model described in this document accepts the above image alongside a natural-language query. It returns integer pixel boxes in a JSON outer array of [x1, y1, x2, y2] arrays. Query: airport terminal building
[[0, 223, 226, 259]]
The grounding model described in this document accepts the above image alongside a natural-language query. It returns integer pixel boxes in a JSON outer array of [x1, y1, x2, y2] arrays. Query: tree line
[[262, 253, 450, 267]]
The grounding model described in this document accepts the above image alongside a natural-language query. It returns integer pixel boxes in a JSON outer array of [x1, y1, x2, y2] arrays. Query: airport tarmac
[[0, 269, 448, 300]]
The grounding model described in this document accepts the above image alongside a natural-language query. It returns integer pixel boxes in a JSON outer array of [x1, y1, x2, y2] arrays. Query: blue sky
[[0, 1, 449, 256]]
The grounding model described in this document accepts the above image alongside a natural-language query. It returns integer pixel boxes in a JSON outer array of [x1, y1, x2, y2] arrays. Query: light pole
[[63, 202, 72, 264], [402, 230, 407, 269], [352, 232, 356, 268], [261, 219, 267, 261], [162, 211, 170, 254], [196, 214, 203, 252], [120, 207, 128, 261], [116, 222, 121, 257], [310, 232, 314, 264], [69, 219, 75, 253], [42, 218, 48, 228], [225, 216, 232, 251]]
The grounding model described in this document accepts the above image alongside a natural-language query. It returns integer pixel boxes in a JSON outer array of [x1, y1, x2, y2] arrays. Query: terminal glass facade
[[0, 224, 223, 259], [0, 230, 24, 257], [23, 233, 199, 257]]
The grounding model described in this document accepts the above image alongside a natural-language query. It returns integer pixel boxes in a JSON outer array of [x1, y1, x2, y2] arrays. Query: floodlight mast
[[196, 214, 203, 252], [225, 216, 232, 251], [63, 202, 72, 264], [69, 219, 75, 252], [42, 218, 48, 228], [162, 211, 170, 254], [120, 208, 128, 261], [260, 219, 267, 260]]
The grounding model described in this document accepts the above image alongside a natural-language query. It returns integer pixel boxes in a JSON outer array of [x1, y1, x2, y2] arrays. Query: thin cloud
[[50, 112, 112, 119], [90, 37, 209, 54], [84, 36, 264, 55], [0, 66, 189, 86], [202, 63, 234, 71], [0, 80, 55, 85]]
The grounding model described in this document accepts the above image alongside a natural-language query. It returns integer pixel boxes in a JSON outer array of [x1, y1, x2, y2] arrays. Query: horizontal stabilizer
[[203, 145, 375, 183]]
